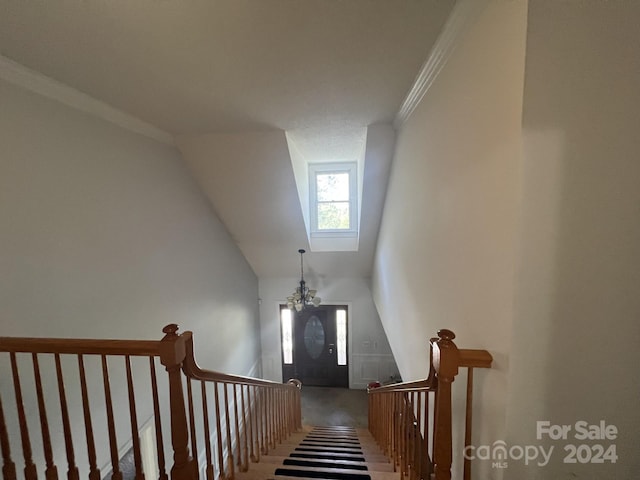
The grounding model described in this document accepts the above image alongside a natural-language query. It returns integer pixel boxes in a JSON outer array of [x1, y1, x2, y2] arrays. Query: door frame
[[278, 301, 353, 388]]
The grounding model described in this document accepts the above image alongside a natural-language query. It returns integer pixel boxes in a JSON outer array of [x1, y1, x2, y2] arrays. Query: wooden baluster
[[397, 394, 402, 474], [185, 379, 198, 467], [0, 393, 17, 480], [279, 390, 285, 440], [368, 393, 372, 438], [287, 388, 292, 436], [389, 393, 395, 468], [101, 355, 122, 480], [417, 392, 423, 480], [382, 393, 386, 451], [254, 387, 261, 462], [387, 393, 393, 458], [404, 395, 408, 477], [264, 387, 273, 453], [246, 386, 256, 463], [276, 389, 281, 443], [369, 393, 375, 445], [125, 356, 145, 480], [375, 393, 381, 451], [149, 357, 169, 480], [414, 404, 418, 480], [274, 390, 280, 445], [379, 394, 385, 454], [54, 354, 80, 480], [283, 389, 289, 436], [239, 385, 248, 471], [262, 389, 269, 454], [200, 382, 214, 480], [263, 388, 270, 455], [415, 390, 422, 471], [159, 324, 197, 480], [432, 329, 459, 480], [32, 354, 58, 480], [380, 393, 385, 450], [223, 384, 234, 480], [282, 389, 286, 438], [395, 392, 399, 468], [375, 393, 380, 450], [276, 389, 282, 444], [463, 368, 474, 480], [290, 387, 297, 434], [10, 353, 37, 480], [232, 385, 241, 469], [213, 383, 224, 480], [257, 388, 265, 456], [410, 394, 416, 480], [421, 390, 431, 477], [77, 355, 100, 480], [428, 336, 438, 476], [268, 389, 275, 450], [295, 384, 302, 430]]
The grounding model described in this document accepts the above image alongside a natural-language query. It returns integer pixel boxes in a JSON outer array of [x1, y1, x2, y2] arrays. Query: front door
[[281, 305, 349, 388]]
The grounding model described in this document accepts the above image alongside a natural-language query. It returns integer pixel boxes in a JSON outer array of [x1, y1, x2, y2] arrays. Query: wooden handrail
[[181, 331, 300, 389], [0, 337, 161, 356], [367, 378, 434, 393], [368, 329, 492, 480], [458, 348, 493, 369]]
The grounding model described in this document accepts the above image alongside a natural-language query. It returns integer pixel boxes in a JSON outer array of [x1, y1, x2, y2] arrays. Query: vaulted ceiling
[[0, 0, 455, 279]]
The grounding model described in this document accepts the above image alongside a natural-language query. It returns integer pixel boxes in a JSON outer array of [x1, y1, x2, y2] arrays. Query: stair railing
[[367, 329, 492, 480], [0, 324, 302, 480], [176, 326, 302, 480]]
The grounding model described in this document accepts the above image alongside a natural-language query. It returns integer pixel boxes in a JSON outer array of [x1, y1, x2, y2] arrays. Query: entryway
[[281, 305, 349, 388]]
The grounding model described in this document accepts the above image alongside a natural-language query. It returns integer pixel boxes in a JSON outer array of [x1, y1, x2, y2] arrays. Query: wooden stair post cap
[[437, 329, 456, 341], [162, 324, 180, 337]]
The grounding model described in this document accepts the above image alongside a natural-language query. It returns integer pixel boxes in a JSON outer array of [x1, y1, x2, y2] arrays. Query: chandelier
[[287, 249, 321, 312]]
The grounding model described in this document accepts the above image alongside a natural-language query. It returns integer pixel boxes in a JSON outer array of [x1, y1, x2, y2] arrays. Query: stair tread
[[234, 425, 398, 480]]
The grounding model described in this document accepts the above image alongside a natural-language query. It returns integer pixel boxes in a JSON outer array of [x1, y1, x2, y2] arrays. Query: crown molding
[[394, 0, 489, 128], [0, 55, 175, 145]]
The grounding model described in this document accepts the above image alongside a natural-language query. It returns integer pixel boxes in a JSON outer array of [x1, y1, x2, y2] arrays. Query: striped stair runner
[[236, 426, 397, 480], [275, 426, 370, 480]]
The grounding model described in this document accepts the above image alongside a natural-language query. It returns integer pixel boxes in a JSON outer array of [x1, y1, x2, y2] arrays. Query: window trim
[[309, 162, 358, 237]]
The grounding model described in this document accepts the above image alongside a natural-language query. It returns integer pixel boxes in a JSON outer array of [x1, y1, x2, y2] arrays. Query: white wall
[[505, 1, 640, 478], [259, 276, 398, 389], [0, 78, 262, 475], [372, 1, 527, 479], [0, 78, 261, 370]]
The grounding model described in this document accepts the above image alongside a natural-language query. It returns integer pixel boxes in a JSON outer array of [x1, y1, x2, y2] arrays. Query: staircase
[[236, 426, 398, 480], [0, 326, 492, 480]]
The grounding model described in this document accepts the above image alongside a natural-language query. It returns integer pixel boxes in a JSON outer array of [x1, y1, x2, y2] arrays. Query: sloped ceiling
[[0, 0, 455, 279]]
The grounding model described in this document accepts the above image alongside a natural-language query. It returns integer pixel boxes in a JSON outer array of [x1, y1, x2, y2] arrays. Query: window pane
[[281, 308, 293, 364], [336, 309, 347, 366], [317, 172, 350, 202], [317, 202, 350, 230]]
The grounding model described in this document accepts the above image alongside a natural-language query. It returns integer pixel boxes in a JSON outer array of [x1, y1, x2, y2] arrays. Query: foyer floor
[[300, 386, 369, 428]]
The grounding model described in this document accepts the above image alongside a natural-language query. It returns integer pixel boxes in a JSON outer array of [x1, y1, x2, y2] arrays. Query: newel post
[[159, 324, 197, 480], [432, 329, 460, 480]]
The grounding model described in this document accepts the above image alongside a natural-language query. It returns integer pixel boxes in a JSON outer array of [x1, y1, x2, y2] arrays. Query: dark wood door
[[282, 305, 349, 388]]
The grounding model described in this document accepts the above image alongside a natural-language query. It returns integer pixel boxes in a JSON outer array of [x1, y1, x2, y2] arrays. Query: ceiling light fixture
[[287, 249, 321, 312]]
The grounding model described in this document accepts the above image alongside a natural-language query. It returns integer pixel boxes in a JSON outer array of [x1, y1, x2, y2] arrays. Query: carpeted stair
[[236, 426, 397, 480]]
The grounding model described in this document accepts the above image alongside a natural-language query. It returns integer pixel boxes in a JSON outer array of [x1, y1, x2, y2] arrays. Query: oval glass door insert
[[304, 316, 325, 359]]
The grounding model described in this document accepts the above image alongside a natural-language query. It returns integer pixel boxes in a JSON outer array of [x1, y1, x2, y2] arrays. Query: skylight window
[[309, 163, 357, 236]]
